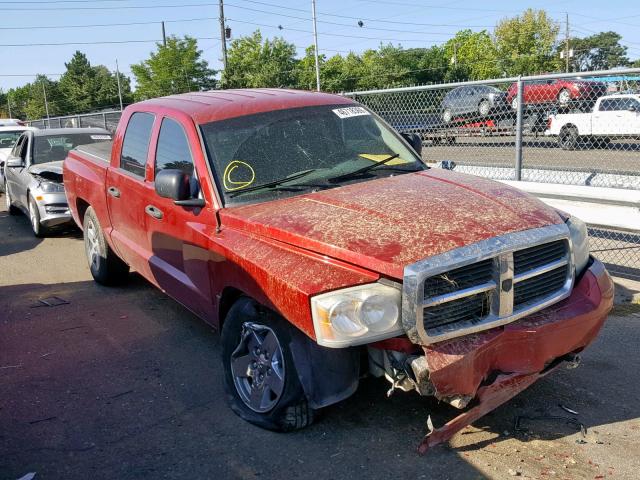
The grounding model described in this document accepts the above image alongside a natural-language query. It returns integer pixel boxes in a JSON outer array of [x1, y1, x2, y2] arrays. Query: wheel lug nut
[[267, 368, 272, 375], [251, 361, 257, 368], [259, 374, 264, 380]]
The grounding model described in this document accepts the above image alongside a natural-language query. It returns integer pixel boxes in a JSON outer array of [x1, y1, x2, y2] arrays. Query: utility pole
[[7, 96, 11, 118], [453, 43, 458, 68], [41, 79, 50, 128], [162, 21, 167, 47], [565, 13, 570, 73], [115, 59, 124, 111], [311, 0, 321, 91], [219, 0, 228, 71]]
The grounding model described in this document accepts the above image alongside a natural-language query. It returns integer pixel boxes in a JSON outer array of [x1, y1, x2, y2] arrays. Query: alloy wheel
[[29, 198, 40, 235], [231, 322, 286, 413], [85, 219, 101, 270]]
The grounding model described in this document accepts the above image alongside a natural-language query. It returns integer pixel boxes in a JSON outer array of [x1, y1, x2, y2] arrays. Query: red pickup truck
[[63, 89, 613, 450]]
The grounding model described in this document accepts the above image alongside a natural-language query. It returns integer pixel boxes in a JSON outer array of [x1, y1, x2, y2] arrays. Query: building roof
[[136, 88, 355, 125]]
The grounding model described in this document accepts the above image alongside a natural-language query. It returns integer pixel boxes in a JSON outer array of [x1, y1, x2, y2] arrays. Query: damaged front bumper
[[373, 258, 614, 452], [33, 191, 72, 227]]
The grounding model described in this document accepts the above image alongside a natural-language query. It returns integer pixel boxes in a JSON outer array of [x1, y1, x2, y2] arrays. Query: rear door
[[592, 98, 623, 136], [106, 111, 157, 278], [143, 116, 216, 319], [12, 133, 33, 208]]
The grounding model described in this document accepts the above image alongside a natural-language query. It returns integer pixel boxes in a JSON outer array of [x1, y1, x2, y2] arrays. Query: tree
[[132, 36, 216, 100], [24, 75, 67, 120], [223, 31, 298, 88], [58, 51, 133, 113], [558, 31, 630, 72], [495, 9, 559, 75], [444, 30, 501, 81]]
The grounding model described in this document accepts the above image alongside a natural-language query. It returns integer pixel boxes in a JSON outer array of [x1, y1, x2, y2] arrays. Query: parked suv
[[507, 79, 607, 110], [441, 85, 507, 123]]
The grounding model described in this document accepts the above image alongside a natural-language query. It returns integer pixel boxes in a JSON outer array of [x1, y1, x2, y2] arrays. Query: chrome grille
[[514, 265, 569, 307], [423, 259, 493, 298], [402, 224, 575, 345]]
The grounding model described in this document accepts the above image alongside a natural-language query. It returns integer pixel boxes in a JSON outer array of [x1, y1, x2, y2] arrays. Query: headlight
[[311, 282, 402, 347], [40, 182, 64, 193], [566, 215, 589, 275]]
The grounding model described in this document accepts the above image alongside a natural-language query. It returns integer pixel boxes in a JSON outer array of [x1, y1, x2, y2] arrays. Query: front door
[[144, 115, 217, 320], [106, 111, 157, 278]]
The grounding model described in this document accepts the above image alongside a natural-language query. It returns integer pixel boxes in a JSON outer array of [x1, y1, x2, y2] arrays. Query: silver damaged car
[[3, 128, 112, 236]]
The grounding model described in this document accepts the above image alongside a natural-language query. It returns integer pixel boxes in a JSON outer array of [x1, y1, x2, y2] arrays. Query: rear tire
[[559, 126, 579, 150], [221, 297, 314, 432], [83, 206, 129, 285]]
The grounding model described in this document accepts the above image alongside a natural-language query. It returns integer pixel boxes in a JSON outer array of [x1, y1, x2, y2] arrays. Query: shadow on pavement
[[1, 274, 638, 479]]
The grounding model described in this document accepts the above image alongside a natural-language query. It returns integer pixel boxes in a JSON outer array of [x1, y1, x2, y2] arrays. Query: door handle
[[107, 186, 121, 198], [145, 204, 163, 220]]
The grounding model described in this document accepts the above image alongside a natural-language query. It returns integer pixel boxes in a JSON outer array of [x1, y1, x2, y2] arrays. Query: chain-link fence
[[29, 110, 123, 132], [347, 68, 640, 277]]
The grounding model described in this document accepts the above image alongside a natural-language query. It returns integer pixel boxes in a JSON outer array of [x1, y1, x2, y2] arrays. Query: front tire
[[221, 297, 314, 432], [29, 196, 48, 237], [83, 206, 129, 285], [557, 88, 572, 107], [478, 100, 491, 116]]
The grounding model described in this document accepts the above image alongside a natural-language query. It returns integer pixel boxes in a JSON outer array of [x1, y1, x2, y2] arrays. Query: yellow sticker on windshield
[[223, 160, 256, 191], [358, 154, 410, 165]]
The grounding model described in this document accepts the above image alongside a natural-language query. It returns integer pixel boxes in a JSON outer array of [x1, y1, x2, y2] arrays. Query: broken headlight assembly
[[39, 182, 64, 193], [311, 282, 403, 347], [566, 215, 589, 276]]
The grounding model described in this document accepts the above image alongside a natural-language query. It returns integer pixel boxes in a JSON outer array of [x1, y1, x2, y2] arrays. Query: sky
[[1, 0, 640, 92]]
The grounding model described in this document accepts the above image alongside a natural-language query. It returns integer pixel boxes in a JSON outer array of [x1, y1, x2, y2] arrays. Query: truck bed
[[75, 141, 112, 163]]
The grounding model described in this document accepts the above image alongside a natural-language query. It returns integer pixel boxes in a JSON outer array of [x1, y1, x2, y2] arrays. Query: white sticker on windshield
[[91, 135, 111, 140], [332, 106, 370, 119]]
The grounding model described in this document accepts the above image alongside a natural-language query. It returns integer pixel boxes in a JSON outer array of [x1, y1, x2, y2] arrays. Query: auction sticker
[[91, 135, 112, 140], [332, 106, 370, 119]]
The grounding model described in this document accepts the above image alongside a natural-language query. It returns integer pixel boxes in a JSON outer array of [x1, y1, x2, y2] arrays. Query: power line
[[0, 1, 218, 10], [0, 16, 219, 30], [224, 1, 495, 28], [0, 36, 220, 47]]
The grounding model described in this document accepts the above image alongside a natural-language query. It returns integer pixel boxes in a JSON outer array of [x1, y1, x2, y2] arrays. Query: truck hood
[[220, 169, 562, 280], [28, 161, 63, 183]]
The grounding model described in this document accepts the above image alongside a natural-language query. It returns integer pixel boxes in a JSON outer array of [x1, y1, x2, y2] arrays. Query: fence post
[[103, 113, 107, 130], [514, 76, 524, 181]]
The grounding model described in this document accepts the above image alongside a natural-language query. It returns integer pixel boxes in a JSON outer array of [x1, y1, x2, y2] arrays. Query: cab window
[[120, 112, 155, 177], [154, 118, 194, 178]]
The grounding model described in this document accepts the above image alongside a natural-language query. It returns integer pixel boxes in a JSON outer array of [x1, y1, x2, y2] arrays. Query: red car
[[507, 78, 607, 110], [63, 89, 613, 451]]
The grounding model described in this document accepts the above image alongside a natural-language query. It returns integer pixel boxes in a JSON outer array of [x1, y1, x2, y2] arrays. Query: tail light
[[547, 116, 553, 130]]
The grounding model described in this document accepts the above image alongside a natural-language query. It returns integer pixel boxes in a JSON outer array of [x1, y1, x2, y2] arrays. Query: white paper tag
[[332, 106, 370, 119], [91, 135, 111, 140]]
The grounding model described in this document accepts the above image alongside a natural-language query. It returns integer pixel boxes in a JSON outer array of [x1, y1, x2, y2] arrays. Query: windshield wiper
[[327, 154, 400, 183], [228, 168, 317, 198]]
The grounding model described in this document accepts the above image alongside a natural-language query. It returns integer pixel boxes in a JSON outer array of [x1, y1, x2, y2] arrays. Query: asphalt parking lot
[[2, 194, 640, 480], [424, 136, 640, 174]]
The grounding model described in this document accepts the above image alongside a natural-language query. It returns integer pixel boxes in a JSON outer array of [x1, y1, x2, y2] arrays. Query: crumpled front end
[[369, 224, 613, 452]]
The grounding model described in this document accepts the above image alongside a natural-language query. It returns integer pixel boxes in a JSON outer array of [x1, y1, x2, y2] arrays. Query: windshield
[[32, 132, 111, 164], [200, 104, 424, 205], [0, 131, 24, 149]]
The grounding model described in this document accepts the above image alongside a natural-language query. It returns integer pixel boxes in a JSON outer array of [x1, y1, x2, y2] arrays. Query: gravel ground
[[1, 193, 639, 480]]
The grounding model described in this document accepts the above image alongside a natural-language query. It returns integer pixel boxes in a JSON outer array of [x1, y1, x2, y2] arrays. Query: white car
[[545, 93, 640, 150], [0, 125, 37, 191]]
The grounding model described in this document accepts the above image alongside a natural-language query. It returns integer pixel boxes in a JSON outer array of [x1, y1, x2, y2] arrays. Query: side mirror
[[401, 132, 423, 156], [6, 156, 24, 168], [628, 106, 637, 112], [155, 169, 205, 207]]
